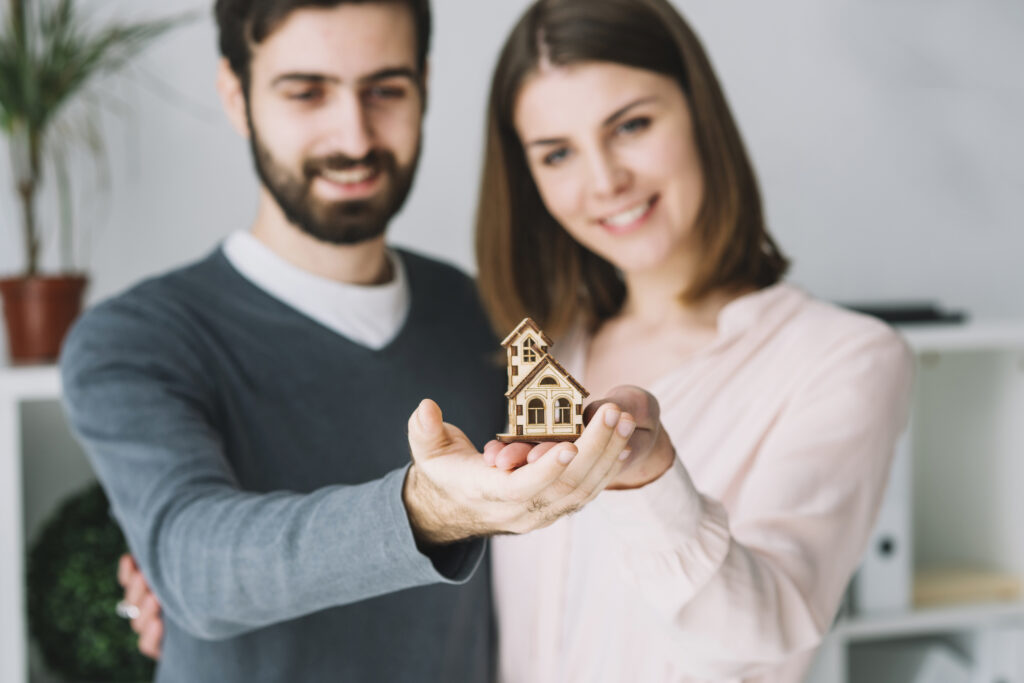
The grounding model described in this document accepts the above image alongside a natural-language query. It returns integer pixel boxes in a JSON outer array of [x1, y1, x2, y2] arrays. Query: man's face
[[244, 3, 425, 245]]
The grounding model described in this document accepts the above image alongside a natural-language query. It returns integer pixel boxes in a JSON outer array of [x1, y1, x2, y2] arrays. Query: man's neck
[[249, 191, 392, 286]]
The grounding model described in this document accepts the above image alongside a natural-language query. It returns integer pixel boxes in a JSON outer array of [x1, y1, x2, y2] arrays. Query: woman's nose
[[586, 149, 630, 198]]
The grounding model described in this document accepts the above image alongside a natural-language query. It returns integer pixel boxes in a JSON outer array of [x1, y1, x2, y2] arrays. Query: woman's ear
[[216, 58, 250, 139]]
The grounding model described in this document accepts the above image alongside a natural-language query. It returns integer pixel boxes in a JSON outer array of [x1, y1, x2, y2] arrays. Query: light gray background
[[1, 0, 1022, 315]]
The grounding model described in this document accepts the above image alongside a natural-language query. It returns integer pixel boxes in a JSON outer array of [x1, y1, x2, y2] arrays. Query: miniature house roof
[[501, 317, 553, 349], [507, 352, 590, 400]]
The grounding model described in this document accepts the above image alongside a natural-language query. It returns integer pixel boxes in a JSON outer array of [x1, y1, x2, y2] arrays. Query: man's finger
[[577, 441, 630, 507], [554, 404, 629, 491], [138, 618, 163, 660], [505, 441, 579, 497], [407, 399, 451, 462], [546, 406, 635, 505], [125, 573, 148, 620], [524, 441, 558, 465], [506, 403, 623, 499], [118, 554, 136, 588], [137, 592, 160, 626]]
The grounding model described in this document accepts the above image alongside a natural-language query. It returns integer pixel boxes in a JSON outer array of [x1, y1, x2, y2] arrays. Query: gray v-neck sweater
[[60, 248, 506, 682]]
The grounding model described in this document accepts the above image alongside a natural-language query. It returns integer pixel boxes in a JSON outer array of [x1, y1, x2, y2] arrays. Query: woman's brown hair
[[475, 0, 789, 340]]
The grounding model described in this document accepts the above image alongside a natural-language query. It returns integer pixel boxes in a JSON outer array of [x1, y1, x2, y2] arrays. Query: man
[[61, 1, 651, 681]]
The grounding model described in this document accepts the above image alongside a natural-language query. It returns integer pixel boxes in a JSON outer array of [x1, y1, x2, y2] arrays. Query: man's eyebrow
[[271, 67, 419, 88], [271, 73, 339, 87], [526, 95, 659, 148], [360, 67, 419, 83]]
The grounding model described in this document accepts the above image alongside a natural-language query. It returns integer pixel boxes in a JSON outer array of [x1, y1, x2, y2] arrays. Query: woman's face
[[514, 61, 705, 275]]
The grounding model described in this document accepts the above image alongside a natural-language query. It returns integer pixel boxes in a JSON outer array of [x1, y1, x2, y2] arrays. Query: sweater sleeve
[[59, 300, 484, 641], [589, 324, 913, 678]]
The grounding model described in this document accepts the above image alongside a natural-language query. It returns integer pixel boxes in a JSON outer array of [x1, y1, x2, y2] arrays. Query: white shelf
[[837, 601, 1024, 642], [0, 363, 61, 683], [0, 365, 61, 402], [898, 320, 1024, 354]]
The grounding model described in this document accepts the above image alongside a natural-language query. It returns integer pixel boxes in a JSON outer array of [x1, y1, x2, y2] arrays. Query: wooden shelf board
[[837, 600, 1024, 641]]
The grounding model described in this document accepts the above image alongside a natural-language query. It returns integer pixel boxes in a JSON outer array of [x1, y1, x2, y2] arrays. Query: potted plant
[[0, 0, 188, 363]]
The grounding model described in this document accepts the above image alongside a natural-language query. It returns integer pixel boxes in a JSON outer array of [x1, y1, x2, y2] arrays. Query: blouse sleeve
[[589, 324, 913, 679]]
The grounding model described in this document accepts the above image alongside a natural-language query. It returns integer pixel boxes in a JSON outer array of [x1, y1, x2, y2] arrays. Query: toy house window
[[522, 341, 538, 363], [555, 398, 571, 424], [539, 376, 557, 386], [527, 399, 545, 425]]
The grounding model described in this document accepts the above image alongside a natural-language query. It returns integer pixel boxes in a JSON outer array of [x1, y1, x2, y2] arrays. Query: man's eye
[[543, 148, 570, 166], [616, 117, 651, 135], [288, 89, 323, 102], [367, 86, 407, 101]]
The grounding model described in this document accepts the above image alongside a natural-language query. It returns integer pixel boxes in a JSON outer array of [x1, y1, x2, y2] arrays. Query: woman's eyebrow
[[525, 95, 659, 148], [602, 96, 658, 126]]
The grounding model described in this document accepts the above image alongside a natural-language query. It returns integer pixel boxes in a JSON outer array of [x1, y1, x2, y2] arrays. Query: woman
[[475, 0, 912, 681]]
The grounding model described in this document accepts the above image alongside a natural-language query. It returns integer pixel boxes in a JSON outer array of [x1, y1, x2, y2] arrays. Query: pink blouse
[[491, 284, 914, 683]]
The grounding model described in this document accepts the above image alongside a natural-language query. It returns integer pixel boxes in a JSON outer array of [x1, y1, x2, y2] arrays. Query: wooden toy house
[[497, 318, 589, 443]]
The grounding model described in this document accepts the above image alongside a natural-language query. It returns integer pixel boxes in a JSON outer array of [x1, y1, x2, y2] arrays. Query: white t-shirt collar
[[221, 230, 410, 350]]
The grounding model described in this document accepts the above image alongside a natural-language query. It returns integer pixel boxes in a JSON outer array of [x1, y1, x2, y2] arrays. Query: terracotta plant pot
[[0, 274, 88, 364]]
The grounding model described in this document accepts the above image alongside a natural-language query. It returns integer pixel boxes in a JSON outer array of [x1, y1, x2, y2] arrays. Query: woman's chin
[[597, 248, 675, 276]]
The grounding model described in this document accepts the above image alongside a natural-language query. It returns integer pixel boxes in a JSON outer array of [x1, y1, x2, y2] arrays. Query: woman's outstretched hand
[[483, 386, 675, 490]]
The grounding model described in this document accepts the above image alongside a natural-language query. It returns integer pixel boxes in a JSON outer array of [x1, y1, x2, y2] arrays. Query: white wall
[[1, 0, 1021, 316]]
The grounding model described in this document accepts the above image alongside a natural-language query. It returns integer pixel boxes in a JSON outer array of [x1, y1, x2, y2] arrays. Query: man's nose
[[325, 91, 374, 160]]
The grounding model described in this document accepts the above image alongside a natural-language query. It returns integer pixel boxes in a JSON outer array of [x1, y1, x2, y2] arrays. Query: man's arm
[[61, 304, 482, 640], [65, 301, 637, 641]]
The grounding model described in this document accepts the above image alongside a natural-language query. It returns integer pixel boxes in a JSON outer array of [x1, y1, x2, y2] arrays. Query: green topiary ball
[[27, 483, 155, 682]]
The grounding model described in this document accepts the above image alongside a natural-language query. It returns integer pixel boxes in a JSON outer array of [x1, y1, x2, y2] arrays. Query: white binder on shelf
[[851, 428, 913, 614]]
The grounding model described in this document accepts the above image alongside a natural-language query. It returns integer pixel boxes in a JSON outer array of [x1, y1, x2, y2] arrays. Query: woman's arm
[[591, 326, 913, 678]]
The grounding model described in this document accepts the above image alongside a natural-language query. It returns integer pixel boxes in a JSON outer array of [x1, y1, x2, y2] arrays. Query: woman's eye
[[616, 117, 651, 136], [543, 148, 570, 166]]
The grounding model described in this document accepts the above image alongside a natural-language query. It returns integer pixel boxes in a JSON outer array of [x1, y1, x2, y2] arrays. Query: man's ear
[[217, 58, 250, 138]]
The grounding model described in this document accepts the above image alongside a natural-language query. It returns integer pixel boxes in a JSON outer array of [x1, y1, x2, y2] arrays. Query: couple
[[62, 0, 913, 681]]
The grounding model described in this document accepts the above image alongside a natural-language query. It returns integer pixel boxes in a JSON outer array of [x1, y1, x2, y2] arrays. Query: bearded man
[[59, 1, 639, 681]]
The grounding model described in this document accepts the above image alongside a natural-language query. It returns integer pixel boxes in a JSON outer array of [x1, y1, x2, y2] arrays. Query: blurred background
[[1, 0, 1022, 311], [1, 1, 1023, 682]]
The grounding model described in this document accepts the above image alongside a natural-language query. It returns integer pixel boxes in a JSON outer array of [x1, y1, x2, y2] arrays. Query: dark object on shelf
[[841, 302, 968, 325], [27, 483, 155, 682]]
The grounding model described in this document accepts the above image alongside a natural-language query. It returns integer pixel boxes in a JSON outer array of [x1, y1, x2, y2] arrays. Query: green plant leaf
[[0, 0, 195, 275]]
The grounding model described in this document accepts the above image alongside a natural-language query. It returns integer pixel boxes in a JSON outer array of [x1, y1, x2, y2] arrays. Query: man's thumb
[[408, 399, 450, 460]]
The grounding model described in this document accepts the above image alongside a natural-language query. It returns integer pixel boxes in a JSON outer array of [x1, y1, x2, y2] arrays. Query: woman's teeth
[[603, 199, 653, 228]]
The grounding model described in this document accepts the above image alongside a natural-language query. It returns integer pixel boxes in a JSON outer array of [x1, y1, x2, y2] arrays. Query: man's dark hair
[[214, 0, 432, 90]]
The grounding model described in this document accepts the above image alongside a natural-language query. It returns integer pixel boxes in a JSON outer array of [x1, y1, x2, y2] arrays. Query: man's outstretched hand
[[483, 386, 675, 490], [403, 398, 636, 545]]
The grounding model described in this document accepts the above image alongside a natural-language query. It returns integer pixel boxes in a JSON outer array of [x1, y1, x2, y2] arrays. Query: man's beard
[[247, 122, 420, 246]]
